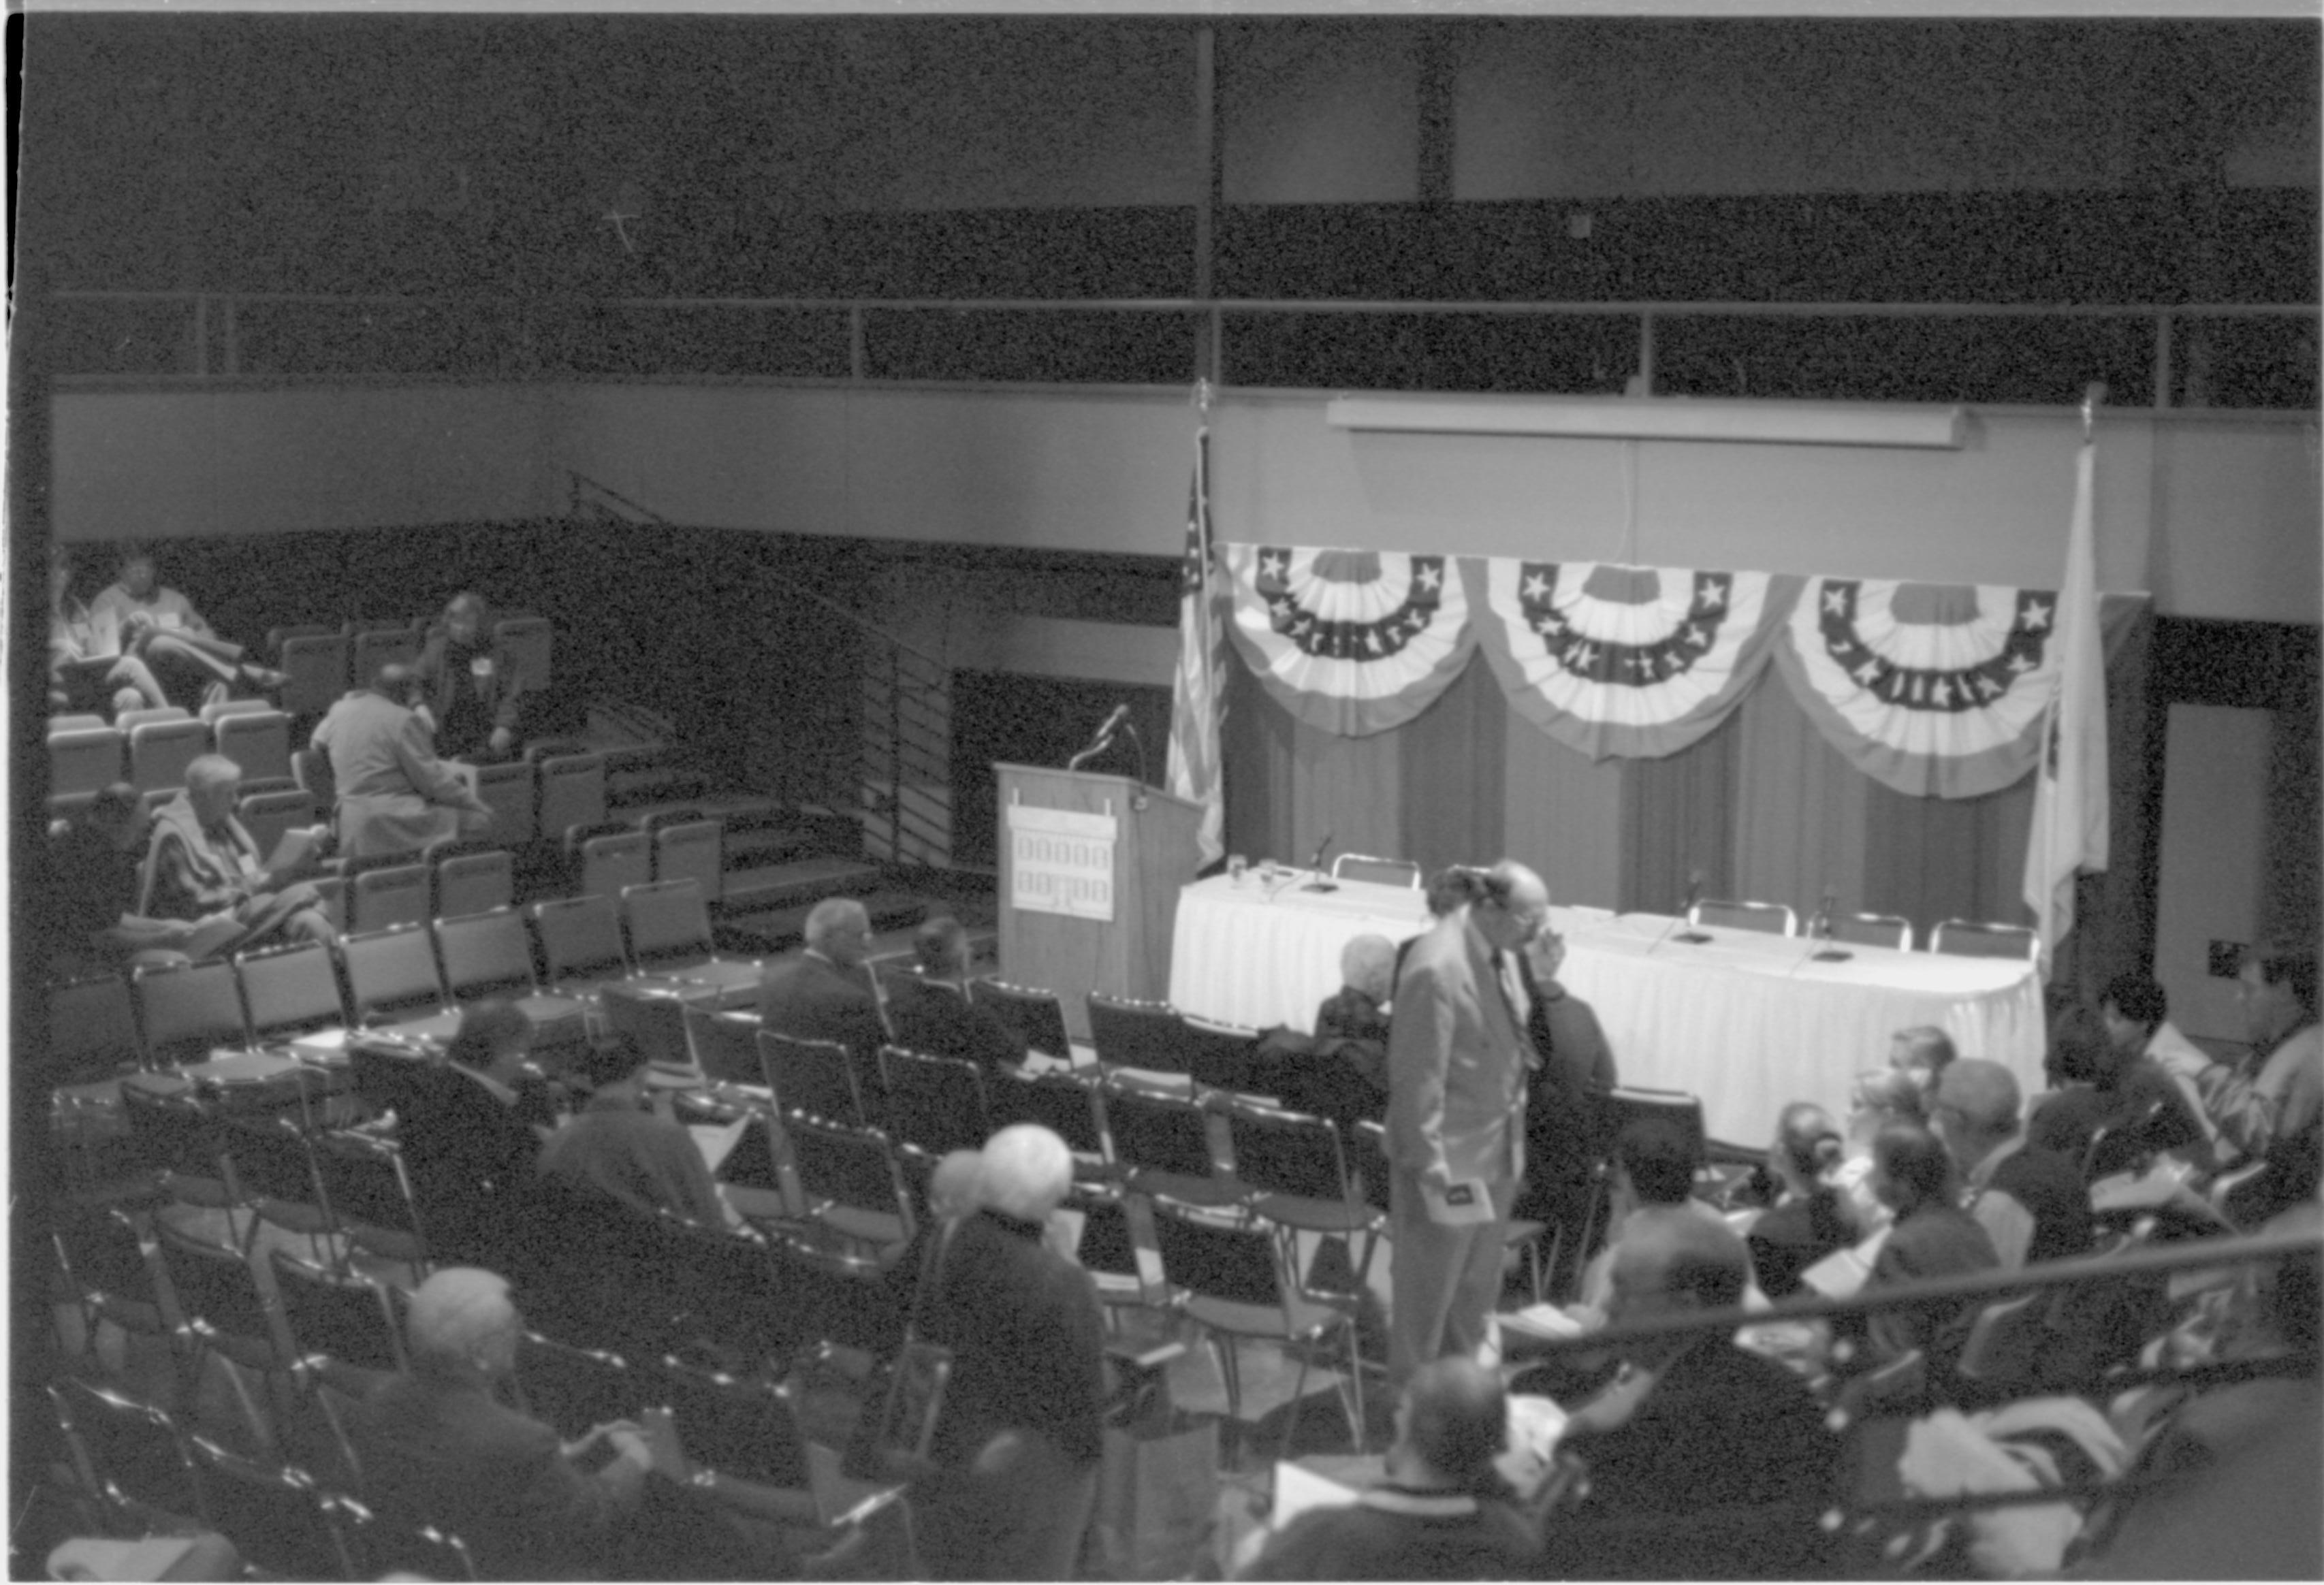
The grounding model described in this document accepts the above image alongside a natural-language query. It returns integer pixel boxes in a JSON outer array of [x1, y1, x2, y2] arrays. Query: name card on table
[[1008, 803, 1118, 921]]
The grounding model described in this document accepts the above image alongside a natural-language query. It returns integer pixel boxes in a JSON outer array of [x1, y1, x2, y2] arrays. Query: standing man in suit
[[1386, 859, 1550, 1386], [758, 897, 891, 1091]]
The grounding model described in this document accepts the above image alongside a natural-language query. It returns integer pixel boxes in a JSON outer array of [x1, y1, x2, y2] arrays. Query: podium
[[993, 764, 1204, 1042]]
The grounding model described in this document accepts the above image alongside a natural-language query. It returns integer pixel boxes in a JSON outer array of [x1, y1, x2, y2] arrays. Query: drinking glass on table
[[1226, 854, 1248, 886]]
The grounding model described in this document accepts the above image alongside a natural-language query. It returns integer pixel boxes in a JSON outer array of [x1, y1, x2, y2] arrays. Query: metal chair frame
[[1686, 898, 1800, 936]]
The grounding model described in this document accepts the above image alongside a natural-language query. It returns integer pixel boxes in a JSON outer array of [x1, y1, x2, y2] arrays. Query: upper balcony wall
[[50, 379, 2319, 626]]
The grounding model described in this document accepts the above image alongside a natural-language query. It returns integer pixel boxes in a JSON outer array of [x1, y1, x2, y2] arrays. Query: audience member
[[537, 1034, 731, 1228], [2096, 972, 2223, 1156], [1853, 1122, 2000, 1384], [1890, 1025, 1958, 1102], [1241, 1357, 1539, 1580], [883, 916, 1023, 1073], [758, 897, 891, 1084], [87, 547, 284, 708], [46, 783, 214, 976], [1274, 933, 1397, 1126], [2154, 940, 2322, 1226], [914, 1125, 1107, 1580], [1386, 861, 1547, 1385], [1746, 1102, 1860, 1301], [1576, 1117, 1724, 1315], [1836, 1066, 1926, 1232], [139, 754, 334, 950], [1514, 921, 1618, 1297], [414, 591, 526, 761], [48, 549, 165, 716], [1934, 1059, 2092, 1269], [311, 660, 494, 859], [392, 1002, 551, 1273], [2030, 1000, 2212, 1178], [1541, 1215, 1841, 1580]]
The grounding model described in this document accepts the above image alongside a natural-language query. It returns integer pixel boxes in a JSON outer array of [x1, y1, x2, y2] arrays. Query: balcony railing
[[44, 289, 2321, 410]]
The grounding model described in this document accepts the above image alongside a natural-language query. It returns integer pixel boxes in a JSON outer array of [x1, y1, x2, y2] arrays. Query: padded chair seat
[[809, 1202, 909, 1251], [366, 1010, 466, 1046], [512, 993, 592, 1050], [1124, 1168, 1240, 1208], [652, 960, 767, 1006], [1249, 1190, 1376, 1236], [1185, 1289, 1346, 1342]]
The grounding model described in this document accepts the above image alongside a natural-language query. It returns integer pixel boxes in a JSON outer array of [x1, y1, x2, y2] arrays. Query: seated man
[[86, 546, 283, 709], [311, 660, 494, 860], [537, 1034, 733, 1229], [1540, 1215, 1841, 1580], [47, 782, 219, 978], [1935, 1059, 2092, 1269], [883, 915, 1023, 1072], [757, 897, 889, 1080], [1575, 1117, 1726, 1316], [914, 1125, 1108, 1582], [1853, 1122, 2000, 1384], [413, 592, 526, 762], [1241, 1357, 1540, 1580], [2030, 999, 2212, 1177], [48, 549, 165, 716], [2096, 972, 2222, 1157], [2150, 940, 2321, 1226], [140, 754, 334, 951]]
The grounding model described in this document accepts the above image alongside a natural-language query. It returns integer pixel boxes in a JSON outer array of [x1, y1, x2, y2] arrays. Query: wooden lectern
[[993, 764, 1203, 1042]]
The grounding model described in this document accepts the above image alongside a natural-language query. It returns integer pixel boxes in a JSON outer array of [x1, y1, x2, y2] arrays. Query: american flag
[[2020, 426, 2108, 979], [1167, 390, 1227, 867]]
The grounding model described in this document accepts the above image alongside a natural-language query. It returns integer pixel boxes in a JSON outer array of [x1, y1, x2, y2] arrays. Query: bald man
[[1385, 860, 1548, 1385], [1933, 1058, 2091, 1270], [757, 896, 890, 1087], [1542, 1216, 1840, 1580]]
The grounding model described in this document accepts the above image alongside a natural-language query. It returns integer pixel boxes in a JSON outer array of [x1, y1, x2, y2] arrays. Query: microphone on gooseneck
[[1096, 703, 1132, 739], [1674, 867, 1712, 944], [1300, 830, 1339, 891], [1309, 831, 1335, 874]]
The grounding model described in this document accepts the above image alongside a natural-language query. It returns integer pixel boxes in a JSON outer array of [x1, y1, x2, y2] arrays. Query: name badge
[[470, 656, 495, 678]]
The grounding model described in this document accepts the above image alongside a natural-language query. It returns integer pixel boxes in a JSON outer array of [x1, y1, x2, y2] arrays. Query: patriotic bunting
[[1466, 559, 1798, 761], [1772, 577, 2065, 798], [1222, 543, 1476, 737]]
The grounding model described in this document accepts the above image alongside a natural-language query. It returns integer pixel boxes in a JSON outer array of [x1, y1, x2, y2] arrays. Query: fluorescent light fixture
[[1325, 394, 1967, 449]]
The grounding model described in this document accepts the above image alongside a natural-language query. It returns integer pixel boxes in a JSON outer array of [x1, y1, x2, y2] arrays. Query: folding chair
[[1181, 1014, 1261, 1095], [326, 1498, 480, 1584], [468, 758, 538, 849], [647, 1351, 812, 1490], [150, 1215, 293, 1442], [513, 1332, 648, 1442], [651, 816, 725, 902], [768, 1228, 910, 1366], [535, 752, 608, 846], [116, 705, 192, 733], [308, 1130, 432, 1271], [340, 925, 463, 1043], [128, 718, 210, 795], [967, 978, 1073, 1062], [1224, 1098, 1376, 1242], [350, 626, 419, 682], [599, 981, 701, 1084], [530, 893, 636, 997], [49, 724, 125, 803], [786, 1114, 914, 1251], [683, 1003, 765, 1088], [269, 1248, 406, 1377], [1829, 912, 1913, 951], [238, 940, 349, 1048], [1102, 1079, 1232, 1205], [221, 1115, 334, 1252], [48, 1379, 205, 1535], [50, 711, 108, 733], [761, 1031, 866, 1128], [430, 844, 514, 920], [51, 1203, 177, 1367], [133, 958, 253, 1069], [276, 632, 349, 719], [432, 908, 592, 1051], [568, 821, 651, 899], [211, 709, 298, 792], [987, 1065, 1106, 1161], [346, 860, 432, 936], [1147, 1194, 1366, 1458], [1928, 919, 2040, 960], [1687, 898, 1798, 936], [1087, 991, 1189, 1084], [882, 1047, 992, 1156], [1064, 1182, 1156, 1313], [185, 1437, 354, 1582], [238, 790, 323, 870], [51, 972, 144, 1083], [1330, 854, 1422, 888], [621, 878, 765, 1003], [492, 615, 553, 695]]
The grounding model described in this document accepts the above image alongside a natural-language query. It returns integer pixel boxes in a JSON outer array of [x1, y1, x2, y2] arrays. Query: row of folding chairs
[[49, 876, 762, 1083], [1685, 899, 2040, 959], [268, 613, 552, 719], [48, 703, 298, 810]]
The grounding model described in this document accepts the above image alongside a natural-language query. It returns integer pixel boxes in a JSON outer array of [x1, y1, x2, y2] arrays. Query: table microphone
[[1301, 830, 1339, 891], [1674, 867, 1712, 943]]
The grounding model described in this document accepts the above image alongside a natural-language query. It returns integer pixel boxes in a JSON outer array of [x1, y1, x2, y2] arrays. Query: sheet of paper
[[1802, 1226, 1890, 1299], [690, 1115, 750, 1174], [1271, 1460, 1361, 1530]]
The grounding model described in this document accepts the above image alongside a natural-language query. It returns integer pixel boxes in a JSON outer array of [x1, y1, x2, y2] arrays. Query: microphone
[[1068, 704, 1132, 771], [1300, 830, 1338, 891], [1810, 883, 1853, 961], [1674, 867, 1712, 943], [1096, 703, 1132, 739]]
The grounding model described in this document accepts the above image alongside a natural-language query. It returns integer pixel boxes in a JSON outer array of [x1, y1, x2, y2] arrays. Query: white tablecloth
[[1167, 875, 2046, 1144]]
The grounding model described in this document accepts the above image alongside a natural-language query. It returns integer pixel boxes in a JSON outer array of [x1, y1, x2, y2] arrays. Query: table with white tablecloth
[[1166, 874, 2046, 1144]]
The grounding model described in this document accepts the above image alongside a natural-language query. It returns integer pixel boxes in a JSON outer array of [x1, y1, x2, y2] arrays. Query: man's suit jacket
[[757, 950, 889, 1066], [1386, 908, 1527, 1187]]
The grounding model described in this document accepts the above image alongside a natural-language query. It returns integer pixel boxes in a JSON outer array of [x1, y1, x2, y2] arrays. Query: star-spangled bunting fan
[[2020, 432, 2109, 976], [1222, 543, 1477, 737], [1466, 559, 1795, 760], [1166, 393, 1228, 867]]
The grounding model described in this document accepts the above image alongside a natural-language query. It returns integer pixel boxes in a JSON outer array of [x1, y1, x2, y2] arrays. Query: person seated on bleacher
[[311, 658, 494, 860], [139, 754, 335, 952], [913, 1125, 1108, 1581], [414, 591, 526, 763], [1746, 1102, 1860, 1302], [86, 545, 285, 709], [1845, 1122, 1999, 1390], [1933, 1059, 2092, 1270], [47, 782, 223, 976], [884, 914, 1025, 1073], [537, 1033, 733, 1230], [1241, 1356, 1540, 1581], [1538, 1215, 1841, 1580], [757, 896, 891, 1081], [47, 548, 166, 717], [2030, 1001, 2214, 1180]]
